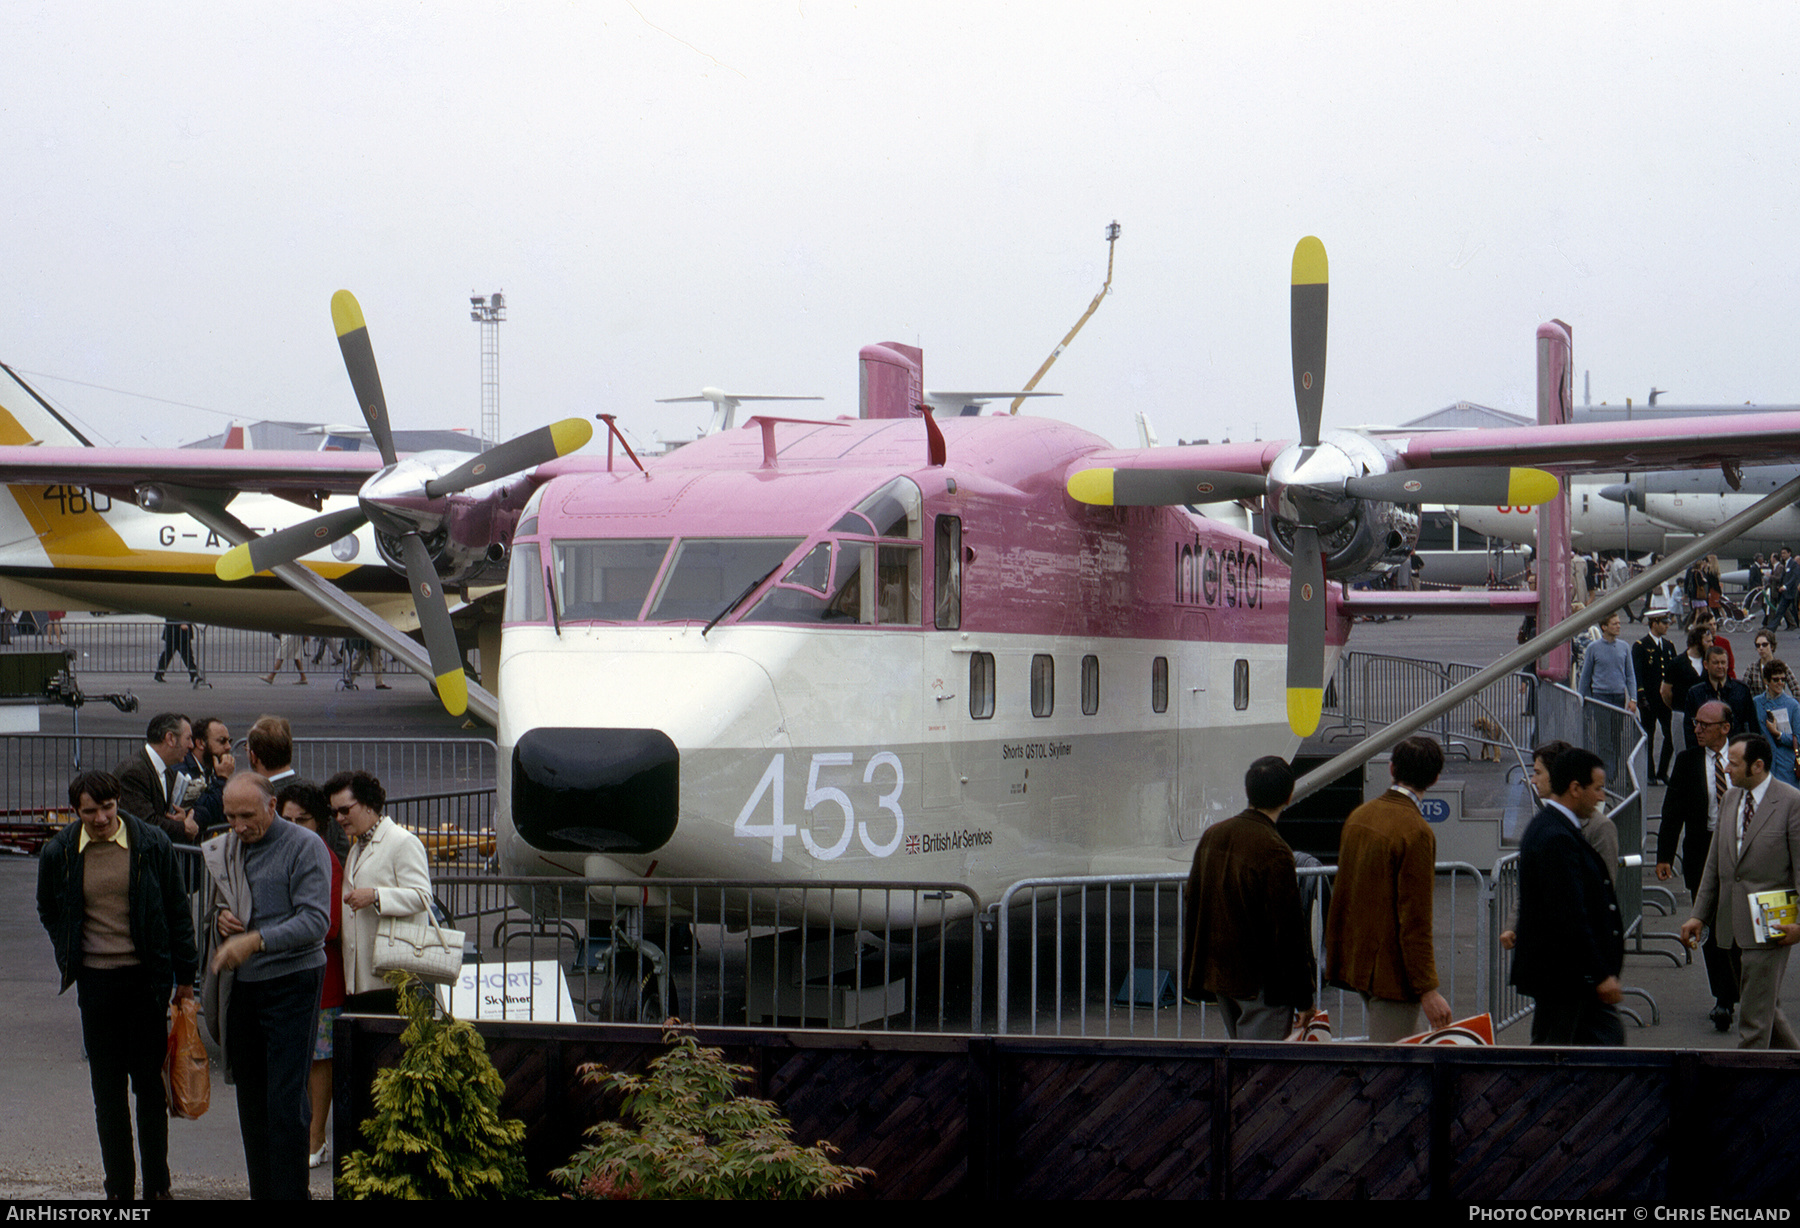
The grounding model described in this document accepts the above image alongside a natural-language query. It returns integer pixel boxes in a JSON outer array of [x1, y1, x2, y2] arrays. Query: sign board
[[438, 960, 577, 1023]]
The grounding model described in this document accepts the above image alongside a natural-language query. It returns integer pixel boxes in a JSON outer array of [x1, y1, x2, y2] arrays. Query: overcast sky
[[3, 3, 1796, 456]]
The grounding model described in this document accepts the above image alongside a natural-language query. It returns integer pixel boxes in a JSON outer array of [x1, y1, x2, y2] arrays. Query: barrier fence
[[1320, 649, 1539, 764], [992, 862, 1490, 1040], [0, 734, 497, 829], [0, 617, 407, 679]]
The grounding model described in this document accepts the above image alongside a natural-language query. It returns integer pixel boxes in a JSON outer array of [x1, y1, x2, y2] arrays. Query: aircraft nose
[[511, 727, 679, 854], [1598, 482, 1641, 511]]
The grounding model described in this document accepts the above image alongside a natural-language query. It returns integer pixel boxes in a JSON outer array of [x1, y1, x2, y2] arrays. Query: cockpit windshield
[[520, 477, 927, 628]]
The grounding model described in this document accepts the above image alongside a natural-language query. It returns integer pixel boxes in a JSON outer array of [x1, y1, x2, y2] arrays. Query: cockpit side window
[[502, 542, 546, 623], [934, 516, 961, 630]]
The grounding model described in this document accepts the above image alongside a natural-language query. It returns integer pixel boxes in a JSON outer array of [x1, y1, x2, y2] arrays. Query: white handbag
[[373, 907, 466, 984]]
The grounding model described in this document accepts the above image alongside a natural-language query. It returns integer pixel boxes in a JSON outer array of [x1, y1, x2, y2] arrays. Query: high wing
[[1065, 237, 1800, 737], [0, 446, 381, 500]]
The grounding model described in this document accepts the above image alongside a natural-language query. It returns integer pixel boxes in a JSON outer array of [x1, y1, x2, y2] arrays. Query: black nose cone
[[511, 727, 678, 854]]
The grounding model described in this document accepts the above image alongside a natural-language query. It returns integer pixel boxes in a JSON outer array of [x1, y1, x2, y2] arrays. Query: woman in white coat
[[328, 769, 432, 1013]]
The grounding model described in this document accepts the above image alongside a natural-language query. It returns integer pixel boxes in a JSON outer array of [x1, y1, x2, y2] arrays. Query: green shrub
[[338, 974, 535, 1200], [553, 1025, 872, 1199]]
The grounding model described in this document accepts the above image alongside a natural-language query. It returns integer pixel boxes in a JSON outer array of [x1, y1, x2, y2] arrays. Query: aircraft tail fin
[[0, 362, 94, 447], [223, 422, 252, 450]]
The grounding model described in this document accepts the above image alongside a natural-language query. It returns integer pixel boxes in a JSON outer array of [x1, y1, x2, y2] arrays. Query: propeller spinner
[[216, 291, 593, 715], [1065, 237, 1559, 736]]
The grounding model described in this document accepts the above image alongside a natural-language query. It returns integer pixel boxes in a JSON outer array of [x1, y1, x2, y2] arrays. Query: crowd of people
[[34, 708, 438, 1200], [1184, 615, 1800, 1054]]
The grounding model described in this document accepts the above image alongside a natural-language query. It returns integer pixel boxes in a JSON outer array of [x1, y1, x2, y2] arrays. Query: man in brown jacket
[[1182, 756, 1316, 1040], [1324, 735, 1453, 1041]]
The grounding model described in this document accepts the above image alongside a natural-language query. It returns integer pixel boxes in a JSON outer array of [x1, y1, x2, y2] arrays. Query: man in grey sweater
[[210, 772, 330, 1200]]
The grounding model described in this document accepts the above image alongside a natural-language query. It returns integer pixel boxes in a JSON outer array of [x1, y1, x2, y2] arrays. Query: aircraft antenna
[[470, 291, 507, 446], [1010, 220, 1120, 414]]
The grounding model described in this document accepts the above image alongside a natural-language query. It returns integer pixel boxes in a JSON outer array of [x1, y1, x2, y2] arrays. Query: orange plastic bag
[[164, 996, 211, 1119]]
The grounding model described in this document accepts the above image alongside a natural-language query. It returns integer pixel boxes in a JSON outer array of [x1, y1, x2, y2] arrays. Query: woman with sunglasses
[[1756, 659, 1800, 786], [327, 769, 433, 1014]]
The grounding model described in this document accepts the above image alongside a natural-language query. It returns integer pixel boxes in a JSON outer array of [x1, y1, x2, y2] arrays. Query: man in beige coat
[[1681, 733, 1800, 1048]]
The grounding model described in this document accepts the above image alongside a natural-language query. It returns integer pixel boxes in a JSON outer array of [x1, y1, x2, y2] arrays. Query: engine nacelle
[[1264, 429, 1418, 580], [362, 451, 531, 589]]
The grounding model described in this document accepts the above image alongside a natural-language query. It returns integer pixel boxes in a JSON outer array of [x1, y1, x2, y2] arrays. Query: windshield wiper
[[703, 565, 781, 638]]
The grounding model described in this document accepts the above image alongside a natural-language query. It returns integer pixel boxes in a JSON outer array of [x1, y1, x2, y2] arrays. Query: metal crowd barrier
[[992, 862, 1488, 1041], [173, 846, 983, 1031], [0, 617, 407, 678], [1320, 649, 1538, 764], [0, 734, 497, 831]]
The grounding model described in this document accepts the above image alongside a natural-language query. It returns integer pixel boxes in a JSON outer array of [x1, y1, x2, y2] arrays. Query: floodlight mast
[[470, 291, 506, 447], [1010, 221, 1120, 415]]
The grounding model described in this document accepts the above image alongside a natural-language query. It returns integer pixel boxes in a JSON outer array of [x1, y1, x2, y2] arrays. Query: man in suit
[[1685, 646, 1757, 744], [1325, 736, 1453, 1041], [1182, 756, 1316, 1040], [182, 717, 235, 836], [1681, 733, 1800, 1049], [1658, 700, 1742, 1029], [1634, 610, 1680, 783], [113, 712, 197, 844], [1512, 747, 1626, 1046]]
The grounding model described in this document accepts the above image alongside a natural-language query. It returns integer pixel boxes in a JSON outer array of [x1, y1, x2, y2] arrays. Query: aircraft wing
[[1074, 410, 1800, 489], [0, 445, 383, 495], [1391, 411, 1800, 472]]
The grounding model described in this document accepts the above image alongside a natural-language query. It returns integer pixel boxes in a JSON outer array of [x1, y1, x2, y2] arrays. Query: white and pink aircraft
[[4, 239, 1800, 916]]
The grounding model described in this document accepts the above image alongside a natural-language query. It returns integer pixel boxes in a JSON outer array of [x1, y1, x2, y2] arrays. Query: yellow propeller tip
[[1287, 687, 1323, 737], [215, 547, 255, 582], [1508, 469, 1560, 506], [550, 417, 594, 456], [1066, 468, 1117, 506], [1291, 236, 1328, 287], [436, 670, 469, 717], [330, 290, 366, 338]]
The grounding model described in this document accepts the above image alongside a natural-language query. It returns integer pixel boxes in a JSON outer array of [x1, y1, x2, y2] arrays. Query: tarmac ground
[[0, 613, 1765, 1199]]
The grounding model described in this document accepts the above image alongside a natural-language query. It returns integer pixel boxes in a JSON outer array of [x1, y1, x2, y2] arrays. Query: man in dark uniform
[[1634, 610, 1679, 783]]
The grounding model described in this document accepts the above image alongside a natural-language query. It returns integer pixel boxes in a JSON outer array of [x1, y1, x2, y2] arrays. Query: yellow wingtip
[[549, 417, 594, 456], [436, 670, 468, 717], [330, 290, 366, 338], [1292, 236, 1328, 286], [1287, 688, 1323, 737], [1507, 468, 1560, 506], [1066, 468, 1117, 506], [215, 545, 255, 582]]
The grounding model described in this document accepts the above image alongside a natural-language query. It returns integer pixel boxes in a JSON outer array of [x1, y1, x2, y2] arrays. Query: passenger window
[[1152, 656, 1169, 714], [1081, 655, 1099, 715], [970, 652, 996, 719], [1031, 655, 1054, 718]]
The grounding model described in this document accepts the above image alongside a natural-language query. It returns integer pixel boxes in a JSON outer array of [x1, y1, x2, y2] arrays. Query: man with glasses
[[1682, 734, 1800, 1049], [1658, 701, 1742, 1030]]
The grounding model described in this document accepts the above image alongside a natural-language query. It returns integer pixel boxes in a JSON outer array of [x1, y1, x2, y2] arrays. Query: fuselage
[[496, 412, 1349, 916]]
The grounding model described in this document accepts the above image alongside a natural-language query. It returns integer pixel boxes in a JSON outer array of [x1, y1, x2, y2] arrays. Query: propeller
[[216, 291, 594, 716], [1063, 236, 1562, 737]]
